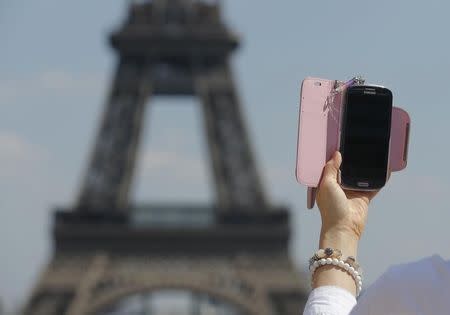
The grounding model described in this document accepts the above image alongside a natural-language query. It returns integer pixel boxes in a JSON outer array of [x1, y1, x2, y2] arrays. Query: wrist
[[313, 231, 361, 296], [319, 228, 359, 258]]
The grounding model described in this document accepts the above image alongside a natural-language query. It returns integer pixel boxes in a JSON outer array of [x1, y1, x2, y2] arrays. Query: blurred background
[[1, 0, 450, 314]]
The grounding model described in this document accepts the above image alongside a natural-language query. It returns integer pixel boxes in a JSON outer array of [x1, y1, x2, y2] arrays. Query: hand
[[316, 151, 378, 241], [313, 151, 380, 295]]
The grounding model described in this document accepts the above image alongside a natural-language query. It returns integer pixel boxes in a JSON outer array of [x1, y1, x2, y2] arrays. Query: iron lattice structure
[[22, 1, 308, 314]]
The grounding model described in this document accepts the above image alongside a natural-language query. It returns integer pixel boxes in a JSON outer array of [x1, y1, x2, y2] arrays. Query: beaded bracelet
[[309, 248, 363, 297]]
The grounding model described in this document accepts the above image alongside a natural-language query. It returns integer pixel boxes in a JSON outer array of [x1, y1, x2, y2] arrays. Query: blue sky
[[1, 0, 450, 311]]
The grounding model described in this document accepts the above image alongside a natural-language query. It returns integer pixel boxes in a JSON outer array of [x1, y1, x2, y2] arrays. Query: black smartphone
[[339, 85, 393, 190]]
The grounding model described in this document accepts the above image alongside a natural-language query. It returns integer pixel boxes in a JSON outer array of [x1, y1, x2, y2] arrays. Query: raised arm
[[303, 151, 378, 315]]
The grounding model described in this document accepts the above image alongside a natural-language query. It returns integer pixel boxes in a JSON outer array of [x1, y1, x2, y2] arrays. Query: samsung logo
[[363, 90, 376, 95]]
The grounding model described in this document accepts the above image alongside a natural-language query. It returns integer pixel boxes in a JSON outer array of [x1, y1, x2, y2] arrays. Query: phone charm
[[323, 76, 365, 122], [334, 76, 365, 92]]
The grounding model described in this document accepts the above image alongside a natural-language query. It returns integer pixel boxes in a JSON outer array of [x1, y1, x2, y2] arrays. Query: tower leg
[[77, 60, 152, 212], [64, 254, 108, 315], [196, 64, 267, 210]]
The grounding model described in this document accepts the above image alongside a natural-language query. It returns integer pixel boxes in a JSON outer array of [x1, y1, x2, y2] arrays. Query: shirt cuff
[[303, 286, 357, 315]]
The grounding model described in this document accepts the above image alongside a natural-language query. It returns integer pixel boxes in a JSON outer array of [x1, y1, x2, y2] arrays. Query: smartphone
[[339, 85, 393, 190]]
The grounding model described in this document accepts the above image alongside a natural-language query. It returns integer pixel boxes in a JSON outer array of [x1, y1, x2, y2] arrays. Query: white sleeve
[[303, 286, 357, 315]]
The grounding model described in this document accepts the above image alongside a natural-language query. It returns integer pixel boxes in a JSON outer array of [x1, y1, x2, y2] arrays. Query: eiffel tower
[[22, 1, 307, 314]]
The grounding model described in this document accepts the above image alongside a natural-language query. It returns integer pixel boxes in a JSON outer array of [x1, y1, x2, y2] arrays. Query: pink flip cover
[[296, 77, 410, 208]]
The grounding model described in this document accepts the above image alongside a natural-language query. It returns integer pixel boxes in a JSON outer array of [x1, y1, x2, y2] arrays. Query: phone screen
[[340, 86, 393, 189]]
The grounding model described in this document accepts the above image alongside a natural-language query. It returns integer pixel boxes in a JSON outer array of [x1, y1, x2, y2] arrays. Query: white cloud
[[0, 132, 56, 313], [139, 149, 206, 182], [0, 70, 106, 104], [132, 149, 212, 203], [39, 70, 95, 90], [0, 131, 49, 177]]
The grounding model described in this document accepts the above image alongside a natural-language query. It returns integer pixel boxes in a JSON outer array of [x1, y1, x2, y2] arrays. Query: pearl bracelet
[[310, 257, 363, 297]]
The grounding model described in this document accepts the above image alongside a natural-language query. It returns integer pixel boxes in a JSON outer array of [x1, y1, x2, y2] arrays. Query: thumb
[[322, 151, 342, 182]]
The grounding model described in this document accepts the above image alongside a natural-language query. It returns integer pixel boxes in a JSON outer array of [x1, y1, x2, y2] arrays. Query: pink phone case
[[296, 78, 336, 187], [390, 107, 410, 171], [296, 77, 411, 209]]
